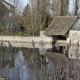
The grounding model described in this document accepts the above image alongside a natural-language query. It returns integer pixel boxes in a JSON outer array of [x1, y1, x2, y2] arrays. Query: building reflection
[[69, 44, 80, 59]]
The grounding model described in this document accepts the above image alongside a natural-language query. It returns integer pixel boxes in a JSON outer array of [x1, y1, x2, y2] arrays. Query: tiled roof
[[71, 18, 80, 30], [0, 1, 8, 11], [1, 0, 14, 8], [45, 16, 78, 36]]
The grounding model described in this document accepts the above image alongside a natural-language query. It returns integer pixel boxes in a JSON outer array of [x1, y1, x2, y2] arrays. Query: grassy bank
[[0, 31, 40, 36]]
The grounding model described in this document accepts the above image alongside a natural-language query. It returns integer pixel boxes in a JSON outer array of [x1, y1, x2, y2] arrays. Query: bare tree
[[19, 0, 52, 36], [52, 0, 69, 16]]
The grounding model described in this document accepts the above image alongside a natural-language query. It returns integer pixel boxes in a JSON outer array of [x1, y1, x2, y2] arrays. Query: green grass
[[0, 31, 28, 36], [0, 78, 5, 80], [0, 31, 40, 36]]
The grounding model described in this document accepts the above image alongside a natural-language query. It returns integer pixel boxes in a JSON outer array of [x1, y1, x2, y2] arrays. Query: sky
[[68, 0, 75, 14], [5, 0, 29, 9], [21, 0, 29, 8]]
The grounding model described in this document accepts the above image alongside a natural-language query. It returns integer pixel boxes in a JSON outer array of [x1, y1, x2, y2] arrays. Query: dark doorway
[[20, 24, 25, 31], [57, 35, 66, 40]]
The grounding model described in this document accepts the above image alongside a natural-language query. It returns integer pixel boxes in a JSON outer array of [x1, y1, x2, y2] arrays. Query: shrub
[[18, 32, 24, 36]]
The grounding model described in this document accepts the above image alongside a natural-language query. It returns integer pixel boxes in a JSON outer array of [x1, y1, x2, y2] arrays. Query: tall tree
[[22, 4, 31, 34], [22, 0, 52, 36], [52, 0, 69, 16]]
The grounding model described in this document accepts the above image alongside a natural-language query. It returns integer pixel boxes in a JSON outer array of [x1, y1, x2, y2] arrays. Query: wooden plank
[[57, 40, 67, 46], [57, 40, 67, 44], [58, 43, 66, 46]]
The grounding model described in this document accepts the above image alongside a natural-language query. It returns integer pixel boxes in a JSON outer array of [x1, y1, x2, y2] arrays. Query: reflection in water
[[15, 51, 25, 67], [69, 44, 80, 59], [0, 50, 29, 80], [15, 51, 28, 80], [0, 45, 49, 80], [1, 42, 80, 80]]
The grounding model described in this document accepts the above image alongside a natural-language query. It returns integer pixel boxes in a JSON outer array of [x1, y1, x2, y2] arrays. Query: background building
[[0, 0, 15, 31]]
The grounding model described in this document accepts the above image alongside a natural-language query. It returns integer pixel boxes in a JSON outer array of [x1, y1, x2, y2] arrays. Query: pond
[[0, 45, 53, 80], [0, 41, 80, 80], [0, 41, 53, 80]]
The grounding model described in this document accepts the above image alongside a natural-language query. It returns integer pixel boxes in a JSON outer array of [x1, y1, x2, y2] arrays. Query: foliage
[[0, 31, 40, 36], [0, 19, 5, 31], [21, 1, 52, 36], [52, 0, 68, 16], [18, 47, 24, 51], [18, 32, 25, 36]]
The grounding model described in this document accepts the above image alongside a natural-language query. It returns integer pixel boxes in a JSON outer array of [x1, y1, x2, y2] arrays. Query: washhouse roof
[[45, 16, 78, 36]]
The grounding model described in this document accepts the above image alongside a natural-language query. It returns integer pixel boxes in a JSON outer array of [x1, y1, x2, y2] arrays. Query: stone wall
[[0, 31, 52, 49], [0, 42, 52, 49], [0, 35, 52, 43], [69, 30, 80, 44], [68, 30, 80, 59], [0, 31, 52, 43]]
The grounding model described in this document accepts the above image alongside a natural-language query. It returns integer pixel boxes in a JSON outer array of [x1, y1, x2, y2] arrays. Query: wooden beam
[[57, 40, 67, 46]]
